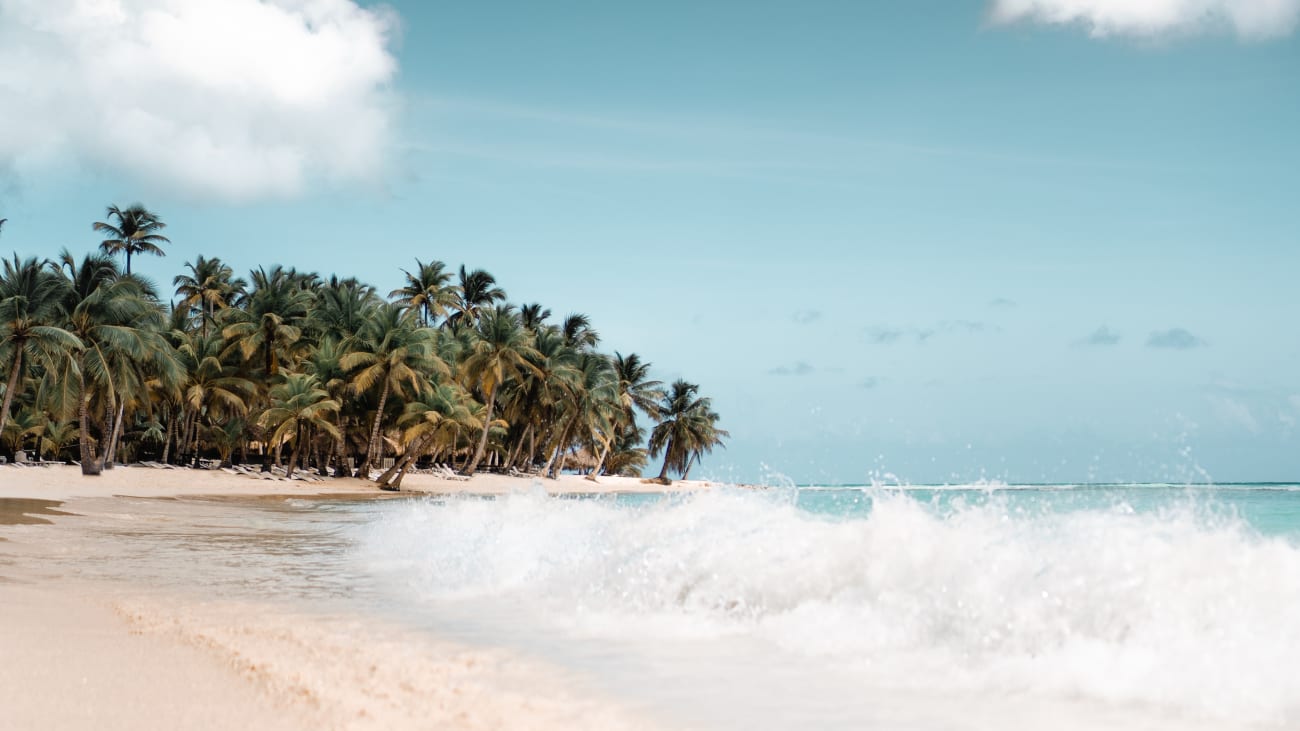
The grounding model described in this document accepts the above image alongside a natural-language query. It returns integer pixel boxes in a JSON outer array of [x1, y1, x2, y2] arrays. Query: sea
[[32, 482, 1300, 730]]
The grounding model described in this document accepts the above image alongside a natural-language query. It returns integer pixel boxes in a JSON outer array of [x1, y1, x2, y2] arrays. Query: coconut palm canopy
[[0, 208, 723, 484]]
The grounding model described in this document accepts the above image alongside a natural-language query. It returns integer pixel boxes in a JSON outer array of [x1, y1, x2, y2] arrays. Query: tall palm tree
[[221, 266, 312, 377], [561, 313, 600, 350], [173, 256, 246, 336], [259, 373, 341, 479], [519, 303, 552, 332], [458, 306, 540, 475], [648, 380, 727, 484], [57, 252, 176, 475], [341, 303, 444, 475], [175, 330, 254, 463], [551, 351, 618, 480], [390, 259, 458, 327], [93, 204, 170, 276], [0, 256, 82, 442], [312, 276, 380, 343], [447, 265, 506, 331], [588, 352, 663, 479]]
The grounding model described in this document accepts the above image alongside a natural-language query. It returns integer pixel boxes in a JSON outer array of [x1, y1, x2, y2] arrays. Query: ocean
[[40, 483, 1300, 730]]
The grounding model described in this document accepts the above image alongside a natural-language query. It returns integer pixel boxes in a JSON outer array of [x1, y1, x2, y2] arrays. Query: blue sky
[[1, 0, 1298, 483]]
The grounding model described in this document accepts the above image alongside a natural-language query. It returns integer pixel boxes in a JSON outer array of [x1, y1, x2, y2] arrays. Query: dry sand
[[0, 463, 694, 731]]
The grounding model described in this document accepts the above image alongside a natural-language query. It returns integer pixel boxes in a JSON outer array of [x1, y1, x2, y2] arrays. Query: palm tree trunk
[[544, 418, 576, 479], [105, 401, 126, 467], [682, 453, 697, 480], [0, 347, 22, 444], [585, 434, 612, 482], [656, 437, 674, 484], [377, 434, 434, 487], [462, 387, 496, 476], [359, 379, 391, 477], [161, 407, 174, 464], [286, 422, 303, 479], [506, 424, 531, 469], [125, 250, 132, 277], [78, 368, 101, 476]]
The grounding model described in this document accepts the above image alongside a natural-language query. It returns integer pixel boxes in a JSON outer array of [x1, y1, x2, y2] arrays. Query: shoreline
[[0, 462, 726, 502], [0, 464, 680, 731]]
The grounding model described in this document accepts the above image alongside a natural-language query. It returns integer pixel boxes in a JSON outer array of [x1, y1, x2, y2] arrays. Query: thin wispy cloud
[[1079, 325, 1121, 346], [865, 327, 907, 345], [860, 377, 881, 390], [792, 310, 823, 325], [988, 0, 1300, 40], [1147, 328, 1206, 350], [0, 0, 398, 201], [867, 321, 993, 345], [989, 298, 1018, 308], [769, 362, 816, 377]]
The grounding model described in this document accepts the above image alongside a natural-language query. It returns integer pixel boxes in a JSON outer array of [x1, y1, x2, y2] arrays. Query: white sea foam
[[356, 488, 1300, 726]]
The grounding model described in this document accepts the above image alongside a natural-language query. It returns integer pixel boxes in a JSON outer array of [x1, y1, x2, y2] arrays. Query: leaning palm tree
[[341, 303, 444, 475], [374, 382, 480, 489], [0, 255, 82, 442], [390, 259, 458, 327], [93, 204, 170, 276], [259, 373, 341, 479], [458, 305, 540, 476], [648, 380, 726, 484]]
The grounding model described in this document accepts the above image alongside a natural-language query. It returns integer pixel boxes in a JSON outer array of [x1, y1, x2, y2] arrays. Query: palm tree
[[447, 265, 506, 331], [519, 303, 552, 331], [221, 266, 312, 377], [173, 256, 245, 336], [551, 351, 618, 480], [0, 256, 82, 443], [588, 352, 662, 479], [390, 259, 458, 327], [175, 330, 254, 463], [648, 380, 727, 484], [93, 204, 170, 276], [458, 306, 540, 475], [57, 252, 177, 474], [259, 373, 341, 479], [375, 382, 479, 489], [561, 313, 600, 350], [341, 303, 444, 476]]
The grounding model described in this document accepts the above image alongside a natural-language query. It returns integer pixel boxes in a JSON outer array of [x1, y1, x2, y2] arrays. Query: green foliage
[[0, 204, 725, 482]]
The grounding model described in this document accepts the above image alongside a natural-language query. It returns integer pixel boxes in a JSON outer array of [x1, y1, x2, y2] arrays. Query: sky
[[0, 0, 1298, 484]]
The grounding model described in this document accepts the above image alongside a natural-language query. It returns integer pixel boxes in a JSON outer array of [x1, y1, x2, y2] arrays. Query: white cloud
[[0, 0, 398, 200], [988, 0, 1300, 40]]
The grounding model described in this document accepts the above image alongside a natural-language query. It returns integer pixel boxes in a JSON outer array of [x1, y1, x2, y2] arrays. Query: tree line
[[0, 205, 726, 488]]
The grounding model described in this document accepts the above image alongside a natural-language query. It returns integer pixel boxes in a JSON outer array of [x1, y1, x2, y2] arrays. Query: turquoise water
[[793, 484, 1300, 537]]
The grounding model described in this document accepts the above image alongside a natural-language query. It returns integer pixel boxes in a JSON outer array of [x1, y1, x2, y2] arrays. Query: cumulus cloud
[[0, 0, 398, 201], [988, 0, 1300, 40], [768, 362, 815, 376], [1147, 327, 1206, 349], [1079, 325, 1121, 346]]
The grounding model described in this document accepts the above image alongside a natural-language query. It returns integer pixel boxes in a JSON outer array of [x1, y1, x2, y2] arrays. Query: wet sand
[[0, 463, 679, 730]]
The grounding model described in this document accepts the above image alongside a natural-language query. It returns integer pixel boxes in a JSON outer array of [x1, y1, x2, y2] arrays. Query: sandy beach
[[0, 464, 695, 731]]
